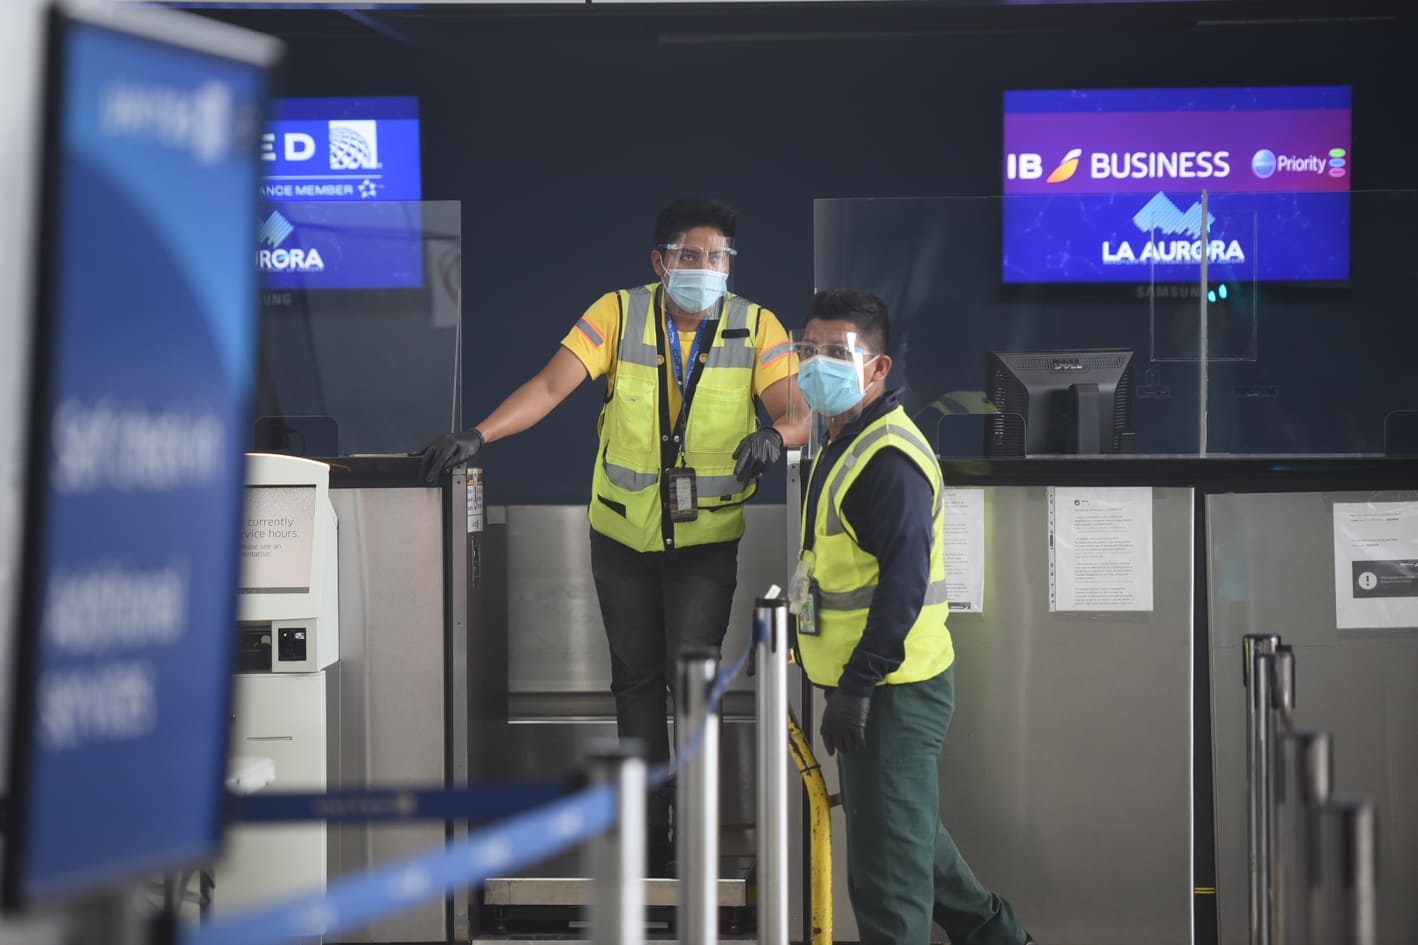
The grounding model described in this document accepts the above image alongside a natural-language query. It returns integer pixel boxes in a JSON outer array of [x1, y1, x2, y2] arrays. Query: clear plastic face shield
[[654, 227, 736, 320], [789, 328, 884, 457]]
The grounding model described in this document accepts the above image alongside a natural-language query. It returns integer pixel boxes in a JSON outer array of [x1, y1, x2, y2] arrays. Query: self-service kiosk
[[214, 453, 339, 931]]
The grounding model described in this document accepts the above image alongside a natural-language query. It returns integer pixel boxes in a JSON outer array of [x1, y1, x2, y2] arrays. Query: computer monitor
[[984, 349, 1135, 456]]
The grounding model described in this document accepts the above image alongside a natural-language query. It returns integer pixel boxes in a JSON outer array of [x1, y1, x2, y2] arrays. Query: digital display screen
[[1002, 86, 1352, 284], [260, 96, 420, 203], [258, 97, 424, 290], [7, 7, 268, 903]]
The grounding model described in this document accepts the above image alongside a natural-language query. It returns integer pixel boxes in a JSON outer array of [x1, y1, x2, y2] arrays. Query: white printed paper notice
[[942, 488, 986, 614], [1049, 487, 1153, 612], [1333, 501, 1418, 630]]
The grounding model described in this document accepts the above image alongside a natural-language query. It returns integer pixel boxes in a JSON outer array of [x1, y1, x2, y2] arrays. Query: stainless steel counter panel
[[472, 505, 788, 882], [505, 504, 788, 702], [820, 485, 1195, 945], [328, 486, 448, 944], [1208, 491, 1418, 945]]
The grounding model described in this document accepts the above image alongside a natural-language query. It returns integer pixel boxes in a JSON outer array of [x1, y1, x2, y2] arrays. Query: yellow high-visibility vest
[[797, 405, 955, 687], [589, 284, 764, 552]]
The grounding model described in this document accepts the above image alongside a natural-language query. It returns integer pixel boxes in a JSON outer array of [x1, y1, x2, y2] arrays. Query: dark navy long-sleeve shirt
[[802, 390, 936, 697]]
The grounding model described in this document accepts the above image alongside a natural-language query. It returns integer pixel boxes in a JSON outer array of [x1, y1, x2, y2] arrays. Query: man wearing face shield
[[790, 290, 1035, 945], [416, 197, 804, 875]]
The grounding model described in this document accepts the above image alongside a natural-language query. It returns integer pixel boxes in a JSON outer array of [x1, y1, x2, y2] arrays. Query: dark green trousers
[[836, 666, 1029, 945]]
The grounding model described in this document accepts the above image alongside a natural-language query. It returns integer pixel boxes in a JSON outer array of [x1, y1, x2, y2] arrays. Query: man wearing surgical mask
[[792, 290, 1035, 945], [417, 197, 804, 876]]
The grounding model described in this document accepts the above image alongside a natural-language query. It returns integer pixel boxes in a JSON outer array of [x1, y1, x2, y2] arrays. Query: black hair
[[654, 197, 738, 246], [805, 288, 890, 355]]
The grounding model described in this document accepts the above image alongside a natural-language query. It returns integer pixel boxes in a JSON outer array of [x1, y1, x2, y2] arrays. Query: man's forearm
[[474, 346, 589, 444]]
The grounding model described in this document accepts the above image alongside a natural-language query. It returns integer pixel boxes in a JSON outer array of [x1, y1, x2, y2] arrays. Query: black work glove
[[820, 688, 872, 756], [732, 426, 784, 482], [417, 428, 484, 483]]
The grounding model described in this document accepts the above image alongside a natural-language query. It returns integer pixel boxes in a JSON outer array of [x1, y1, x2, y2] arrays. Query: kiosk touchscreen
[[237, 453, 339, 672]]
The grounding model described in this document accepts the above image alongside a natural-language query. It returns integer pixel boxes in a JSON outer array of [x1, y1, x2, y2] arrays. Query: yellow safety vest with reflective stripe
[[589, 284, 763, 552], [797, 405, 955, 688]]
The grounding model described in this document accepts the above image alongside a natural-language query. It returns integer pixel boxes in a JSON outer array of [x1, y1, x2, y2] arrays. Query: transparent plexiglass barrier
[[253, 200, 462, 457], [813, 191, 1418, 459]]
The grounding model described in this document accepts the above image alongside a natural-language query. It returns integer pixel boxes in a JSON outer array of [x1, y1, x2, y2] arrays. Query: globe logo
[[1251, 149, 1277, 180], [328, 120, 379, 170]]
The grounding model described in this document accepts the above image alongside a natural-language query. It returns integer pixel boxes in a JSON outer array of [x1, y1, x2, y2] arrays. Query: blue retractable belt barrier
[[646, 613, 764, 789], [231, 783, 567, 823], [183, 785, 616, 945], [190, 609, 769, 945]]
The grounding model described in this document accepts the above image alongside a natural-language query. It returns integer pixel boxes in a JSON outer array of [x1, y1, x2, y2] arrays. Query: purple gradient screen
[[1002, 86, 1352, 283]]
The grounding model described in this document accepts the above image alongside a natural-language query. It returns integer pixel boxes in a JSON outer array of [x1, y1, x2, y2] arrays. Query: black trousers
[[588, 527, 738, 848]]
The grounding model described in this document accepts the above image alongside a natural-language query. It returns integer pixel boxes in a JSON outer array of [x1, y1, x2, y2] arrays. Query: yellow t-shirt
[[561, 289, 794, 423]]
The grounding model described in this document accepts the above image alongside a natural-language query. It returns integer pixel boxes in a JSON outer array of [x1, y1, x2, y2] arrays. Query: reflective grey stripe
[[575, 317, 605, 346], [824, 421, 940, 536], [817, 577, 951, 612], [618, 286, 659, 367], [695, 474, 747, 498], [604, 462, 657, 491], [621, 289, 755, 370], [759, 341, 792, 366], [704, 296, 756, 370]]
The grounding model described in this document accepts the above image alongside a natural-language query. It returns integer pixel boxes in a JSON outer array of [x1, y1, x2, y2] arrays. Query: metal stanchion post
[[1242, 633, 1281, 945], [589, 742, 647, 945], [1269, 645, 1297, 943], [1336, 799, 1378, 945], [1301, 732, 1333, 945], [677, 647, 720, 945], [1272, 645, 1296, 729], [1343, 799, 1378, 945], [754, 597, 789, 945], [1314, 798, 1378, 945], [1275, 730, 1328, 945]]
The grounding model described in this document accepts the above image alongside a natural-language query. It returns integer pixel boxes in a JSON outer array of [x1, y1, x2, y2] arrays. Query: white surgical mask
[[664, 268, 727, 314]]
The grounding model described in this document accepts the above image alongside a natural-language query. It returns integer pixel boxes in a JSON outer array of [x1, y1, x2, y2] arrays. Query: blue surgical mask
[[799, 356, 869, 417], [665, 268, 728, 314]]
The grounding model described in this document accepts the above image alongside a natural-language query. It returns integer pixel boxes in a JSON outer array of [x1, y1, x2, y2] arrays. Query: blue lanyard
[[665, 313, 714, 401]]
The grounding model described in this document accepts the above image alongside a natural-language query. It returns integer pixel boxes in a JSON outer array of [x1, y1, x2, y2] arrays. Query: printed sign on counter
[[1049, 487, 1154, 612], [1333, 500, 1418, 630], [942, 488, 986, 614]]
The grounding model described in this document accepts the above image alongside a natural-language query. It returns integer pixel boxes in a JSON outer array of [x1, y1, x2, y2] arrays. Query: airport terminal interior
[[0, 1, 1415, 944]]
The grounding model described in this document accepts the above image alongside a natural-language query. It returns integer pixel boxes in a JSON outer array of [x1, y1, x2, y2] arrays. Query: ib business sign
[[4, 7, 274, 904], [1002, 86, 1352, 284]]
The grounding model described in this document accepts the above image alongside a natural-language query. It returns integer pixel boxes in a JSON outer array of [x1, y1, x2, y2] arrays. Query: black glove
[[732, 426, 784, 482], [820, 688, 871, 756], [417, 428, 484, 483]]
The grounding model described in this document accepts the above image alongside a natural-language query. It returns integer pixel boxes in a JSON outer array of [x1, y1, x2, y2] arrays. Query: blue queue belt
[[182, 786, 616, 945], [646, 614, 762, 789], [185, 617, 766, 945]]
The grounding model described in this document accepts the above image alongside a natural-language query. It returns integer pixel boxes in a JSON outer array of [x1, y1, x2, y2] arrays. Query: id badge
[[788, 553, 819, 636], [667, 467, 698, 522], [797, 588, 819, 637]]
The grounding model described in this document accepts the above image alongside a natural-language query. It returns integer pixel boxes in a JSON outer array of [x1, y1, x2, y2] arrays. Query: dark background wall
[[229, 1, 1417, 504]]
